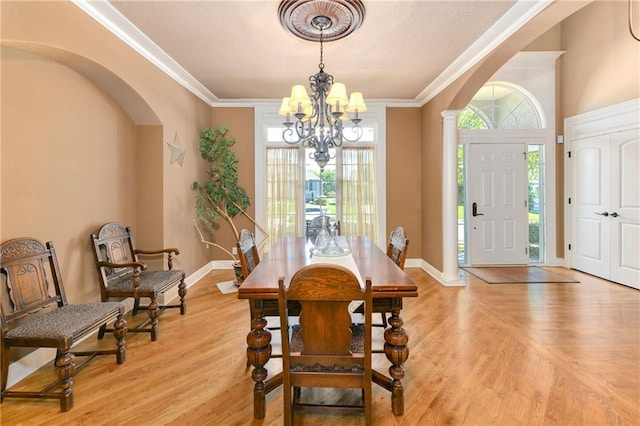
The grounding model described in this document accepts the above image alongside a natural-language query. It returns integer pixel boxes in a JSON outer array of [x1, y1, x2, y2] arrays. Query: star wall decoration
[[167, 131, 185, 166]]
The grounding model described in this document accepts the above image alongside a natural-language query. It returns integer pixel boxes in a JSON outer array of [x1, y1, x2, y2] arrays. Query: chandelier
[[277, 0, 367, 171]]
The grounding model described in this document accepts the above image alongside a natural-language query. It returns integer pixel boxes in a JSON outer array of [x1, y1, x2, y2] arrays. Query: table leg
[[246, 299, 272, 419], [383, 298, 409, 416]]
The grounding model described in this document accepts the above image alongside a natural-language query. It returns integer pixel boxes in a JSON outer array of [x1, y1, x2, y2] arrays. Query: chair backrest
[[236, 229, 260, 279], [278, 264, 372, 374], [387, 226, 409, 269], [90, 222, 139, 298], [0, 238, 67, 327], [306, 215, 341, 239]]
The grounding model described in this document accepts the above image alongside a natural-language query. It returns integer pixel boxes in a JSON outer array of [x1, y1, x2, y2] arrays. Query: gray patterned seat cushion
[[5, 302, 124, 341], [108, 270, 184, 294], [290, 324, 365, 354]]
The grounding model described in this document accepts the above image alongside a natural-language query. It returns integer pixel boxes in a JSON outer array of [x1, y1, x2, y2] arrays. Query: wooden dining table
[[237, 236, 418, 419]]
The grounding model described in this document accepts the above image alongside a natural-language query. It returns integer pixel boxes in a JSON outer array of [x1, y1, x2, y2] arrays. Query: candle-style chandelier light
[[277, 0, 367, 171]]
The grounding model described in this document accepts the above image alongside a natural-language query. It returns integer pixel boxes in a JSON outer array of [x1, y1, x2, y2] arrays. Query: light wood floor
[[1, 267, 638, 425]]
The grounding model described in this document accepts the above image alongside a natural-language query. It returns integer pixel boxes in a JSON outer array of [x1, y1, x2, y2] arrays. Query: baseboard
[[6, 261, 215, 389], [159, 261, 214, 304], [420, 260, 466, 287]]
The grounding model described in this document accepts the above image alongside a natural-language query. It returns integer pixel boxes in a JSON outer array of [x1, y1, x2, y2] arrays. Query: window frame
[[254, 104, 387, 249]]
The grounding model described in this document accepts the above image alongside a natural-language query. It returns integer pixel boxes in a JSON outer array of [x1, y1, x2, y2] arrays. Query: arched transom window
[[457, 82, 543, 130]]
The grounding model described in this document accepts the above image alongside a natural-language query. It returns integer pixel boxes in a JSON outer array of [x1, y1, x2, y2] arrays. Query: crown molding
[[72, 0, 219, 106], [415, 0, 554, 106], [73, 0, 552, 109]]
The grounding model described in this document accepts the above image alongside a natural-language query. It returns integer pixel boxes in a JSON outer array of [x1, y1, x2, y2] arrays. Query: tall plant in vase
[[192, 125, 266, 283]]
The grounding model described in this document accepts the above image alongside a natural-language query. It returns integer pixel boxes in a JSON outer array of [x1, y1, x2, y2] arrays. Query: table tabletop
[[237, 236, 418, 299]]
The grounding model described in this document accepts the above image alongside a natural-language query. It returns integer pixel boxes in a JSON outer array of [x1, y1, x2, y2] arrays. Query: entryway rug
[[216, 280, 238, 294], [463, 266, 579, 284]]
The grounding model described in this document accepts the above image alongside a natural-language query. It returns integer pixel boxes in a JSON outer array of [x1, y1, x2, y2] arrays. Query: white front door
[[467, 143, 529, 265]]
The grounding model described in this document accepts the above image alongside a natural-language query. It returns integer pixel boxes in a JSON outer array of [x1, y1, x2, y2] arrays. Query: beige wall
[[386, 108, 422, 258], [203, 107, 257, 258], [560, 1, 640, 119], [1, 47, 138, 302], [1, 1, 211, 310]]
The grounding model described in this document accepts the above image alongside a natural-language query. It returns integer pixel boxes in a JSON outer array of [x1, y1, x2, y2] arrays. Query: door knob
[[595, 211, 609, 217], [472, 202, 484, 217], [610, 212, 619, 218]]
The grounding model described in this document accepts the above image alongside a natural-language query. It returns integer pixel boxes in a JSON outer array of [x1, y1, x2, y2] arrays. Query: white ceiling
[[78, 1, 553, 106]]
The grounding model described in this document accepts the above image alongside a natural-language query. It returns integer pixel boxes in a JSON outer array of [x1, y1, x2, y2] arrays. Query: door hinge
[[568, 151, 572, 158], [568, 243, 572, 250], [525, 247, 528, 255], [525, 200, 528, 207], [568, 197, 571, 204]]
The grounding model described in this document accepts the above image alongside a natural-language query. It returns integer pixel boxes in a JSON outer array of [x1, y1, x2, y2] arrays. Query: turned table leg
[[246, 299, 272, 419], [383, 298, 409, 416]]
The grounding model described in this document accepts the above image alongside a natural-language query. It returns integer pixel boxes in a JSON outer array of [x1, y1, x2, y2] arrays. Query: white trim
[[564, 98, 640, 270], [416, 0, 554, 105], [564, 98, 640, 141], [71, 0, 218, 106], [160, 261, 214, 304], [420, 260, 465, 287], [441, 110, 463, 284], [73, 1, 552, 108]]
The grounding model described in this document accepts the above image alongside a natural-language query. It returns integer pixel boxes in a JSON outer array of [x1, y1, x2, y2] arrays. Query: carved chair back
[[90, 222, 185, 341], [236, 229, 260, 279], [90, 222, 141, 300], [0, 237, 126, 411], [278, 264, 372, 424], [1, 238, 67, 326], [387, 226, 409, 270]]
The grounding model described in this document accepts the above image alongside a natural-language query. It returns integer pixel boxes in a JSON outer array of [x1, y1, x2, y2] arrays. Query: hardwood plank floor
[[1, 267, 638, 425]]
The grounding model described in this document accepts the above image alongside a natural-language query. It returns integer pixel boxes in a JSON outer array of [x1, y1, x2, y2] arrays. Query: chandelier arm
[[282, 126, 300, 145], [338, 123, 364, 143]]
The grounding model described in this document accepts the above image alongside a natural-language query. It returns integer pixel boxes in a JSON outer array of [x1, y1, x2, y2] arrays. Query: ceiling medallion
[[278, 0, 366, 42]]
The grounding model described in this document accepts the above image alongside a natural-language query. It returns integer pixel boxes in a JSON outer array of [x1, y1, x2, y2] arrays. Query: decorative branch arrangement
[[192, 126, 269, 260]]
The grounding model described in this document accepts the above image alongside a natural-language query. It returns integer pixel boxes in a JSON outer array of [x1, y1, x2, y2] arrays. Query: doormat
[[463, 266, 579, 284], [216, 280, 238, 294]]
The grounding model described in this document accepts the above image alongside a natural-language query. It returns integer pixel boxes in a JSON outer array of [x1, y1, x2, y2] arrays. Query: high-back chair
[[387, 226, 409, 269], [90, 222, 186, 341], [278, 264, 373, 425], [0, 237, 126, 412], [236, 229, 260, 280], [237, 229, 285, 344], [353, 227, 409, 329]]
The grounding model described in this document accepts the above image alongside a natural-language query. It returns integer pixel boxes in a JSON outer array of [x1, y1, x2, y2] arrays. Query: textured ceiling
[[108, 0, 520, 103]]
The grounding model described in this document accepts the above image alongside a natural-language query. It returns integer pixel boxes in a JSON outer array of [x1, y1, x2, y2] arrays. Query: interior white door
[[571, 134, 610, 278], [467, 143, 528, 265], [609, 129, 639, 288], [570, 129, 639, 289]]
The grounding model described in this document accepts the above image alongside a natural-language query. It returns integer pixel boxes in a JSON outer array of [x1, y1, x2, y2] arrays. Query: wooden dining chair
[[387, 226, 409, 269], [0, 238, 126, 412], [237, 228, 288, 345], [236, 229, 260, 280], [278, 264, 373, 425], [90, 222, 186, 341], [354, 226, 409, 329]]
